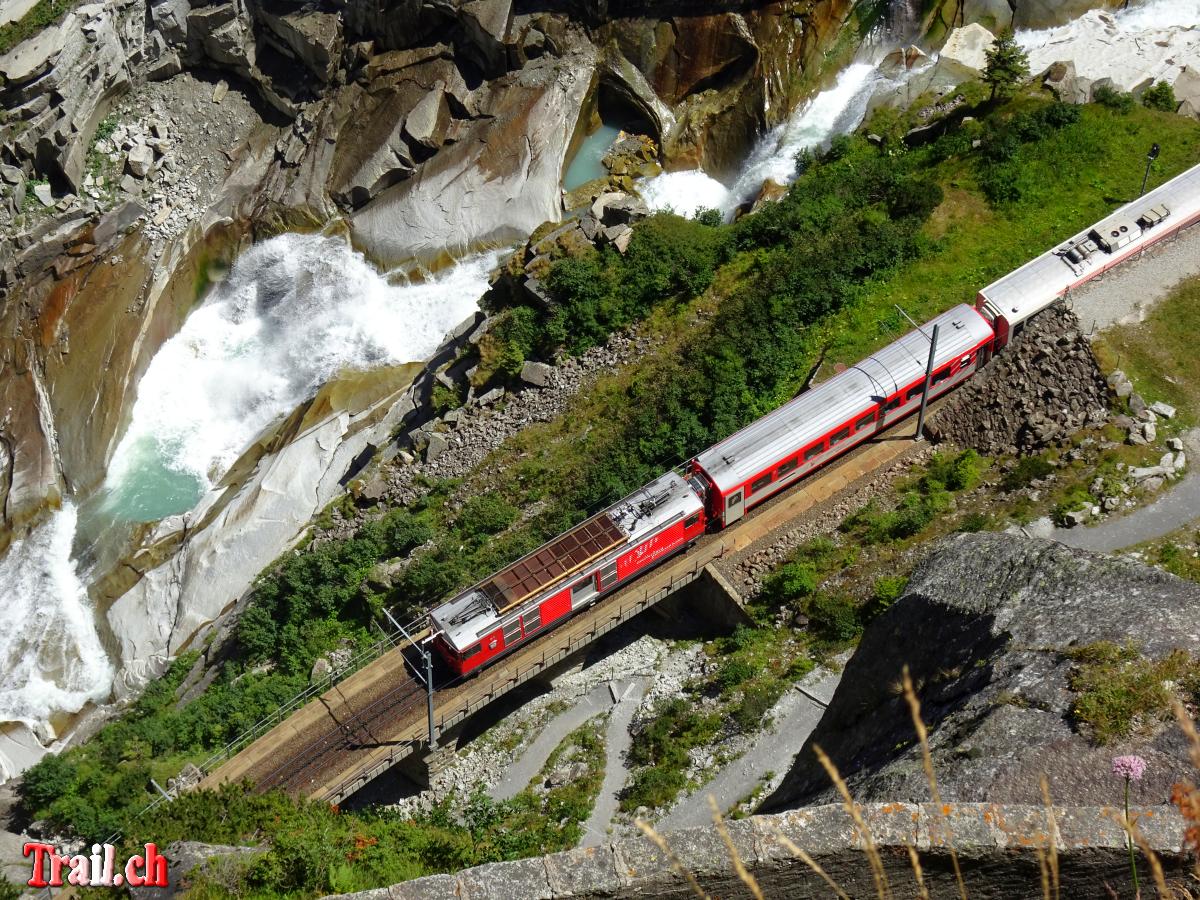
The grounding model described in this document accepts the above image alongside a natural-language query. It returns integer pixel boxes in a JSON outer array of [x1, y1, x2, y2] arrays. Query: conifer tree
[[983, 29, 1030, 100]]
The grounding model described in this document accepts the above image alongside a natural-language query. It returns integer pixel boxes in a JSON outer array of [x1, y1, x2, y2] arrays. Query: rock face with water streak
[[762, 534, 1200, 813]]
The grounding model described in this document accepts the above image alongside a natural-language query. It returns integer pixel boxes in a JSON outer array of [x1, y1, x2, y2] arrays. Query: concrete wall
[[331, 802, 1187, 899]]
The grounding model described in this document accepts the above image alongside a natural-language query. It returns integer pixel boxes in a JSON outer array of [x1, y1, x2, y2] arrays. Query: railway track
[[204, 402, 938, 803]]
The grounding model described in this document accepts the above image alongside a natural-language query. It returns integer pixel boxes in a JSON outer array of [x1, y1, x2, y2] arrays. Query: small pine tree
[[1142, 80, 1177, 112], [983, 29, 1031, 100]]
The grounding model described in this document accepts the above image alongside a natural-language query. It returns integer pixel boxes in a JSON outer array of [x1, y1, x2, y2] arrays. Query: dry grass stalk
[[635, 818, 710, 899], [767, 823, 853, 900], [707, 795, 765, 900], [1040, 775, 1061, 900], [813, 744, 892, 899], [901, 666, 967, 900], [904, 842, 931, 900], [1109, 809, 1171, 898]]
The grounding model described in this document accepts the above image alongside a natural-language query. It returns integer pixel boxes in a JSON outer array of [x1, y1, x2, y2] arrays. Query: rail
[[317, 541, 727, 802], [99, 615, 424, 846]]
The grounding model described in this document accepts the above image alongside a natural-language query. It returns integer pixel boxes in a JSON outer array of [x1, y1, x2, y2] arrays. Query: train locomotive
[[429, 161, 1200, 677]]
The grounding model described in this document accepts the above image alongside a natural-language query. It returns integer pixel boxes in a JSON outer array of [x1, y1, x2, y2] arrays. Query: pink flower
[[1112, 755, 1147, 782]]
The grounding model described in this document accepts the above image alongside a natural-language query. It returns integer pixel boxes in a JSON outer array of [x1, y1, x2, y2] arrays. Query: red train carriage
[[430, 471, 706, 676], [689, 303, 995, 527]]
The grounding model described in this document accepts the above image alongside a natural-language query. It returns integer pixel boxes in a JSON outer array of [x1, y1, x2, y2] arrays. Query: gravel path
[[487, 683, 612, 801], [655, 666, 842, 832], [1069, 224, 1200, 333], [1051, 429, 1200, 553], [580, 677, 651, 847]]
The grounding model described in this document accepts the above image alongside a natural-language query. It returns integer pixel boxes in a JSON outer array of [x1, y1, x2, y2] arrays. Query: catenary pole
[[915, 323, 940, 442]]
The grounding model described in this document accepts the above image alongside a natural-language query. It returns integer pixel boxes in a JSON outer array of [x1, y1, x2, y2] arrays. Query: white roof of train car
[[978, 163, 1200, 329], [695, 304, 993, 494], [430, 471, 702, 650]]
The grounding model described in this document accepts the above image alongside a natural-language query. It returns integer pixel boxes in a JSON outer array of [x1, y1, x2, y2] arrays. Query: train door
[[725, 489, 745, 526], [570, 574, 598, 608]]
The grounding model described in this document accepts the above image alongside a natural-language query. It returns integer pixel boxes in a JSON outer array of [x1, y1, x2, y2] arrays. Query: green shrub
[[1001, 455, 1055, 491], [762, 561, 818, 605], [716, 658, 756, 692], [1052, 486, 1094, 526], [925, 449, 985, 492], [731, 682, 782, 732], [862, 574, 907, 622], [1142, 80, 1177, 112], [803, 593, 861, 644], [1094, 84, 1136, 113]]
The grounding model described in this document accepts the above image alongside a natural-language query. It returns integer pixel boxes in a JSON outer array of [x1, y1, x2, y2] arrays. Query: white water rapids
[[0, 234, 498, 749], [102, 234, 499, 522], [640, 62, 884, 219]]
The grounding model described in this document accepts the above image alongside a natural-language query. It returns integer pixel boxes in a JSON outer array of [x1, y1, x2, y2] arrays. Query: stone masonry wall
[[328, 802, 1187, 899]]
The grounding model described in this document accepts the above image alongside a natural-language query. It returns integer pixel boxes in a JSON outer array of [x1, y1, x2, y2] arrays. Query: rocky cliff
[[762, 533, 1200, 813]]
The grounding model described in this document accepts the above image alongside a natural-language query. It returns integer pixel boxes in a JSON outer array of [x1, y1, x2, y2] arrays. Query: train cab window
[[777, 458, 799, 478], [855, 413, 876, 432], [684, 512, 701, 529], [462, 643, 482, 660], [804, 442, 825, 462], [932, 367, 952, 385], [727, 493, 743, 509], [751, 473, 773, 494], [884, 396, 903, 412], [829, 426, 851, 447]]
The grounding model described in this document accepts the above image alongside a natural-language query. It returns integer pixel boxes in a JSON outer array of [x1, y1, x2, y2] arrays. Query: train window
[[804, 443, 825, 461], [885, 396, 902, 412], [503, 620, 522, 644], [523, 609, 543, 632], [751, 473, 773, 493], [684, 512, 701, 529], [462, 643, 482, 660], [777, 458, 799, 477], [598, 560, 619, 589], [829, 426, 851, 447], [727, 493, 742, 509], [855, 413, 875, 431], [932, 367, 951, 384], [572, 577, 594, 598]]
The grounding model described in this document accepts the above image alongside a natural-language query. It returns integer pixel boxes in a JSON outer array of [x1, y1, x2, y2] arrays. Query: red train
[[428, 161, 1200, 677]]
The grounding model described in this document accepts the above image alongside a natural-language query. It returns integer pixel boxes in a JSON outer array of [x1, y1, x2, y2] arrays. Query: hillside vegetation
[[15, 89, 1200, 897]]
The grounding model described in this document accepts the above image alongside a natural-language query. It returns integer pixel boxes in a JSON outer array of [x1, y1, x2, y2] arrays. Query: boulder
[[425, 431, 449, 462], [939, 23, 995, 74], [149, 0, 189, 45], [258, 7, 343, 83], [880, 45, 928, 78], [762, 534, 1200, 812], [457, 0, 514, 76], [1041, 60, 1089, 105], [32, 182, 54, 206], [310, 657, 332, 683], [187, 1, 255, 73], [125, 143, 155, 178], [404, 87, 451, 150], [349, 44, 596, 268], [1149, 400, 1176, 419], [519, 360, 552, 388]]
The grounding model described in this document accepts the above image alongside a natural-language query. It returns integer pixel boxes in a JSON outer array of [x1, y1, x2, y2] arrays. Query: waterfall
[[639, 62, 887, 219], [0, 234, 499, 756], [0, 504, 113, 735], [102, 234, 500, 523]]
